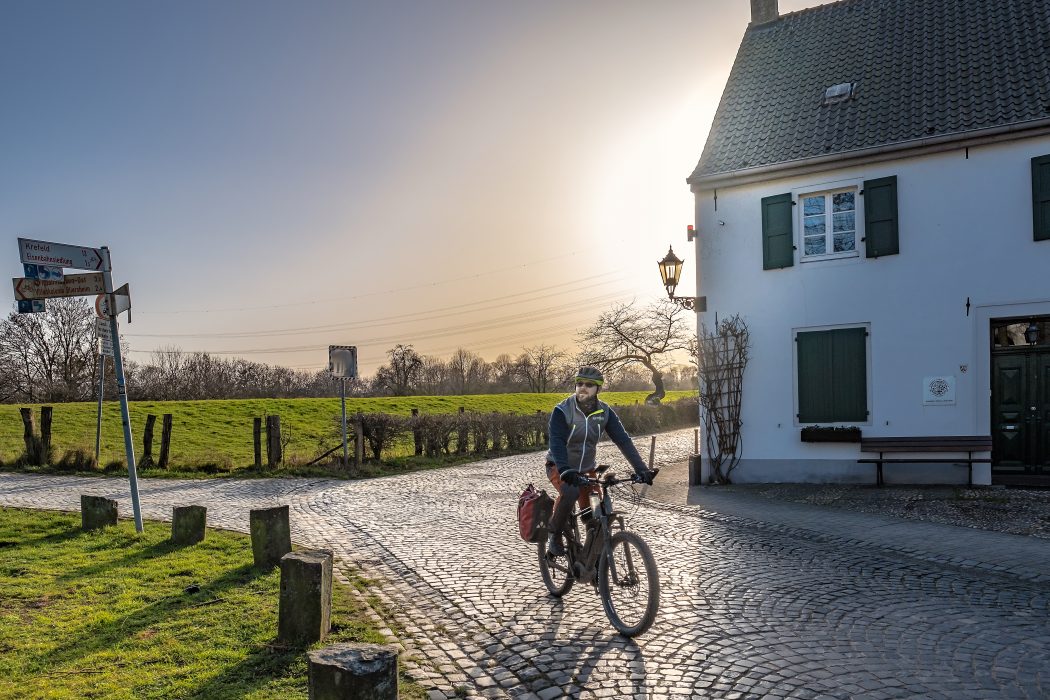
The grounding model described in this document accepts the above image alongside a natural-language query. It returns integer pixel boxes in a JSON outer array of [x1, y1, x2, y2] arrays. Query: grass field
[[0, 507, 426, 699], [0, 391, 696, 477]]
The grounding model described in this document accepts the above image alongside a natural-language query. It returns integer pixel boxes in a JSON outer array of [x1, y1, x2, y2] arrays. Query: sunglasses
[[576, 381, 597, 388]]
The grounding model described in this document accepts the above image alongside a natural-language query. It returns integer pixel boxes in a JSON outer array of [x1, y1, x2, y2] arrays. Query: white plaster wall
[[692, 136, 1050, 483]]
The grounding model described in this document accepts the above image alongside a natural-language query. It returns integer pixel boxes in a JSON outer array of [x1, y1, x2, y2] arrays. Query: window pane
[[804, 237, 826, 255], [833, 232, 855, 252], [833, 211, 855, 232], [803, 196, 825, 216], [804, 216, 826, 235], [833, 191, 855, 212]]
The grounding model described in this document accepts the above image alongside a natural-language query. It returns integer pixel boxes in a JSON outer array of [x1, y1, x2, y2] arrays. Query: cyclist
[[545, 366, 656, 556]]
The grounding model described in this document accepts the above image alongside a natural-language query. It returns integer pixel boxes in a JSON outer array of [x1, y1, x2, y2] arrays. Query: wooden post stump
[[457, 407, 467, 454], [688, 454, 703, 487], [81, 495, 118, 530], [410, 408, 422, 456], [140, 413, 157, 468], [40, 406, 53, 464], [171, 505, 207, 545], [20, 408, 42, 465], [266, 415, 282, 467], [278, 550, 333, 645], [307, 643, 398, 700], [253, 417, 263, 468], [249, 505, 291, 568], [353, 413, 363, 467], [158, 414, 173, 469]]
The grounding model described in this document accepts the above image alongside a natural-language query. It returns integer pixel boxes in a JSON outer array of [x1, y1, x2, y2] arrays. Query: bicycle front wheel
[[537, 533, 574, 597], [597, 531, 659, 636]]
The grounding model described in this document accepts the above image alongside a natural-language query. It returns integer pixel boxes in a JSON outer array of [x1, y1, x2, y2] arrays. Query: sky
[[2, 0, 821, 376]]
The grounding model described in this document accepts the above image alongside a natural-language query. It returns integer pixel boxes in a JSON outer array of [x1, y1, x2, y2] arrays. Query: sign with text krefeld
[[18, 238, 104, 271]]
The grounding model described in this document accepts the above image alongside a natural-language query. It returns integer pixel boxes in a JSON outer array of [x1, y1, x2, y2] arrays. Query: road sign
[[95, 318, 113, 341], [12, 273, 106, 301], [99, 338, 115, 357], [17, 299, 46, 314], [23, 264, 64, 281], [18, 238, 104, 271], [329, 345, 358, 379], [95, 283, 131, 319]]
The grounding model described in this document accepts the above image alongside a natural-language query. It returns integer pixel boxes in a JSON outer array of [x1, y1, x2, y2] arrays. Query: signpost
[[13, 273, 106, 301], [13, 238, 143, 533], [23, 264, 64, 281], [329, 346, 359, 466]]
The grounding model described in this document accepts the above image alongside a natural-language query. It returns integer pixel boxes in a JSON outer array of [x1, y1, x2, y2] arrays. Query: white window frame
[[793, 178, 864, 263]]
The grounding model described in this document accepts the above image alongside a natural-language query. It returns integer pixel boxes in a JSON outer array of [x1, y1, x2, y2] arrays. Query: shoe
[[547, 532, 565, 558]]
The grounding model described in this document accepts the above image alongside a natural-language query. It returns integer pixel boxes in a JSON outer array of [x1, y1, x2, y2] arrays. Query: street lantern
[[657, 241, 706, 312], [1025, 321, 1039, 345], [658, 247, 684, 298]]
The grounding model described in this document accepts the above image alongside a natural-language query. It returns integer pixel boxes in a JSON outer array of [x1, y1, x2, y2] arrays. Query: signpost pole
[[95, 350, 105, 466], [340, 378, 349, 467], [99, 246, 144, 533]]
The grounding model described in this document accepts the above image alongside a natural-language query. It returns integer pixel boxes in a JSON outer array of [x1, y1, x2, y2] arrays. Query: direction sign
[[13, 272, 106, 300], [18, 238, 105, 271], [23, 264, 64, 281]]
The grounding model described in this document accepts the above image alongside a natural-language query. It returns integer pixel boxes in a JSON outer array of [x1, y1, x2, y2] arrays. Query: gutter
[[687, 116, 1050, 192]]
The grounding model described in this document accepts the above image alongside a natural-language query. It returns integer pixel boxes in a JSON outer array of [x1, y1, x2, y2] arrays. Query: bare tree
[[577, 299, 692, 404], [373, 344, 424, 396], [515, 344, 566, 393], [446, 348, 489, 394], [0, 298, 96, 402]]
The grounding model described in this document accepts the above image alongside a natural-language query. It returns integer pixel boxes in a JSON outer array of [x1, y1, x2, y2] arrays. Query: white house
[[687, 0, 1050, 486]]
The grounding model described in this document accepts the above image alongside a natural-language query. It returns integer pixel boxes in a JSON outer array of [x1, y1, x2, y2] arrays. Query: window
[[800, 187, 857, 259], [796, 326, 869, 424]]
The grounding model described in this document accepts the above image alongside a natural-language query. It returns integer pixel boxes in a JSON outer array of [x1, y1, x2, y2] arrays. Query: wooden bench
[[857, 436, 993, 486]]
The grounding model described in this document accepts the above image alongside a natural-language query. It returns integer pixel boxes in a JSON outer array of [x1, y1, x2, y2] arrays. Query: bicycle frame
[[562, 469, 628, 584]]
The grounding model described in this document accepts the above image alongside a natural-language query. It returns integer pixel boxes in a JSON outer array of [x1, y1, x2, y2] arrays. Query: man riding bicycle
[[545, 366, 656, 557]]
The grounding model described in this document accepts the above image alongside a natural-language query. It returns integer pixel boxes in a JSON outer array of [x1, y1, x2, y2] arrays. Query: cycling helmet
[[574, 366, 604, 386]]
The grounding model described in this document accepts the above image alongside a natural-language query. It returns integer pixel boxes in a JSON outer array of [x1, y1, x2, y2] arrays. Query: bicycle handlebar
[[582, 466, 660, 488]]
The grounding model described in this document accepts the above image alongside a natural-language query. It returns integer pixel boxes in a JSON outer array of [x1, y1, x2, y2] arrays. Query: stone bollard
[[307, 643, 398, 700], [278, 550, 332, 645], [171, 505, 207, 545], [250, 505, 292, 568], [688, 454, 703, 487], [81, 495, 118, 530]]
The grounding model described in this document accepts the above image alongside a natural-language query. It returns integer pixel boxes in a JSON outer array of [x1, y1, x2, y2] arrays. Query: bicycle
[[537, 464, 660, 637]]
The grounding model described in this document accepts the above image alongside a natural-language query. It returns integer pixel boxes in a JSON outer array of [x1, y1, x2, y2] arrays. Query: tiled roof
[[688, 0, 1050, 184]]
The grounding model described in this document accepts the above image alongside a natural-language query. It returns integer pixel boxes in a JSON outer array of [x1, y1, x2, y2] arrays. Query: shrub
[[358, 413, 409, 461], [54, 449, 97, 472]]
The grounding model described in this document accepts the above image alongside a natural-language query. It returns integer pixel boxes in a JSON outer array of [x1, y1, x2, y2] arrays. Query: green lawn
[[0, 507, 426, 700], [0, 391, 696, 476]]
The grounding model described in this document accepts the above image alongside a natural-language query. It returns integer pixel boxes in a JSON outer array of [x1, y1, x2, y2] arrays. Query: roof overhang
[[688, 116, 1050, 193]]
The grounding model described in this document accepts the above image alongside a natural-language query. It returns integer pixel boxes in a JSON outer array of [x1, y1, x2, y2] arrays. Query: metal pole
[[95, 350, 105, 466], [340, 378, 348, 466], [100, 247, 143, 533]]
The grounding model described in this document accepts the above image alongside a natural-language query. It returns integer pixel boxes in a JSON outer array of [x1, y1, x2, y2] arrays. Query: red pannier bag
[[517, 483, 553, 542]]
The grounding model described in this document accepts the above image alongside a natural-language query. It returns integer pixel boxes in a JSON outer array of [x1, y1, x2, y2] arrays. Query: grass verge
[[0, 507, 426, 699]]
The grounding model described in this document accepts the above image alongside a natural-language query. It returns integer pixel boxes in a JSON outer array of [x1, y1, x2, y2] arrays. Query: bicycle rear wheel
[[537, 532, 574, 597], [597, 531, 659, 636]]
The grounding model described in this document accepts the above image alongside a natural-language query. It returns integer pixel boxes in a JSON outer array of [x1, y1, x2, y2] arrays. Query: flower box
[[800, 426, 862, 443]]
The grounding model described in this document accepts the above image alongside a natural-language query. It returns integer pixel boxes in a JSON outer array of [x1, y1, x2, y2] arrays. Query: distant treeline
[[1, 299, 697, 404]]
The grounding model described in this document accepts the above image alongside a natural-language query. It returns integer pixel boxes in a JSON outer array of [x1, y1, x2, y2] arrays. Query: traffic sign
[[17, 299, 46, 314], [99, 338, 115, 357], [13, 273, 106, 301], [329, 345, 358, 379], [95, 318, 113, 341], [18, 238, 105, 271], [95, 283, 131, 319], [23, 264, 64, 281]]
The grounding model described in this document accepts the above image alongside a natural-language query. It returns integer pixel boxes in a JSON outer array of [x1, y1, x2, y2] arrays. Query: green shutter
[[1032, 155, 1050, 241], [761, 192, 794, 270], [863, 176, 899, 258], [797, 328, 868, 423]]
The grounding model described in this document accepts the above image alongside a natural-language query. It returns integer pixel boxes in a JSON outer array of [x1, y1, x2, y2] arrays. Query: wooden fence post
[[158, 414, 173, 469], [39, 406, 53, 464], [354, 413, 364, 467], [20, 408, 40, 464], [140, 414, 157, 468], [253, 417, 263, 468], [410, 408, 422, 456], [457, 407, 467, 454], [266, 415, 282, 467]]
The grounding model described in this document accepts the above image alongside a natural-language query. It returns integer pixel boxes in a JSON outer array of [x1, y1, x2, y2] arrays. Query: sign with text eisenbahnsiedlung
[[329, 346, 358, 379], [12, 273, 106, 301], [18, 238, 104, 271]]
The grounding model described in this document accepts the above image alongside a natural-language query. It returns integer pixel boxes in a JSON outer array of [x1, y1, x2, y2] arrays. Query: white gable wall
[[693, 136, 1050, 483]]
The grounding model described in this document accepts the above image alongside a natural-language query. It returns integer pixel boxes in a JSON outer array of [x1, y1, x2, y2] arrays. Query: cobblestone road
[[1, 430, 1048, 699]]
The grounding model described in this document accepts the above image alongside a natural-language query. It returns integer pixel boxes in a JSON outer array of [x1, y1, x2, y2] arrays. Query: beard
[[576, 394, 598, 414]]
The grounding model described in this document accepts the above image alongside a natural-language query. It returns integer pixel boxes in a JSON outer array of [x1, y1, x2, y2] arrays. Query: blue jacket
[[545, 395, 649, 477]]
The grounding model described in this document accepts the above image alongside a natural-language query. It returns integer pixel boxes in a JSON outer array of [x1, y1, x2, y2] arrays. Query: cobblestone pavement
[[2, 429, 1049, 699]]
